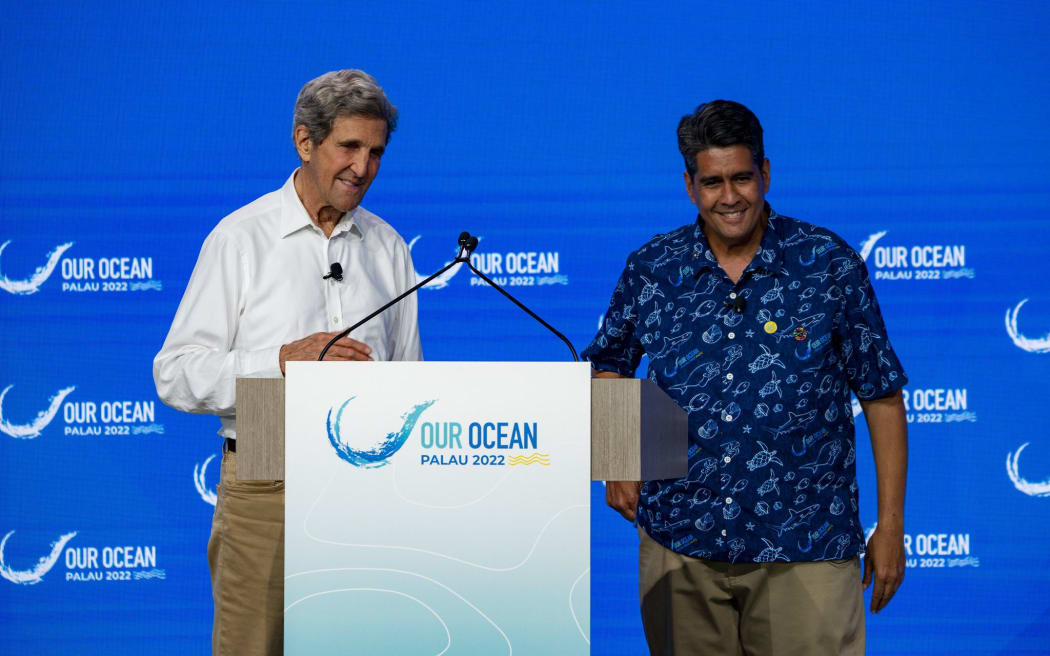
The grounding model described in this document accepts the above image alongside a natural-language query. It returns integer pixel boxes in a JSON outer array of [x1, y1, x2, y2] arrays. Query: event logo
[[508, 453, 550, 466], [471, 248, 566, 288], [1005, 299, 1050, 354], [408, 235, 468, 290], [0, 384, 75, 439], [858, 231, 973, 281], [0, 240, 73, 295], [418, 418, 543, 466], [1003, 300, 1049, 498], [194, 454, 219, 506], [0, 383, 164, 439], [408, 233, 566, 289], [0, 531, 77, 585], [0, 531, 165, 584], [1006, 443, 1050, 498], [0, 239, 161, 295], [902, 387, 975, 424], [326, 396, 436, 467], [325, 397, 545, 468], [864, 524, 979, 569]]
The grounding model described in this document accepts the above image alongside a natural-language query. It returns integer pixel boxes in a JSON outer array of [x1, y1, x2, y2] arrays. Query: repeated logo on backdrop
[[193, 454, 219, 506], [902, 386, 975, 424], [0, 383, 163, 439], [0, 239, 161, 295], [858, 231, 973, 281], [1006, 443, 1050, 498], [1003, 298, 1050, 498], [0, 530, 165, 585], [409, 234, 567, 290], [1005, 299, 1050, 354], [864, 524, 979, 570]]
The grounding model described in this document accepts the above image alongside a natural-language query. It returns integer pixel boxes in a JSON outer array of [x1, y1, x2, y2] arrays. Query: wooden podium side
[[234, 378, 285, 481], [590, 378, 688, 481], [235, 375, 687, 481]]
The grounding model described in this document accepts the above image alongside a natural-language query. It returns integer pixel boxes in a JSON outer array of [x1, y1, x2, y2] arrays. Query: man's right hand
[[279, 332, 373, 374], [606, 481, 642, 522]]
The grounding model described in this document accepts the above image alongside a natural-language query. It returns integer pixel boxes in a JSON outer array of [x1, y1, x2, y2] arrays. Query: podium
[[236, 362, 686, 654]]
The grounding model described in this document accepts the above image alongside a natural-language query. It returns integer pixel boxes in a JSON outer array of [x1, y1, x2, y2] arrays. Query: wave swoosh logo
[[0, 240, 74, 295], [1006, 443, 1050, 498], [0, 385, 76, 439], [327, 397, 436, 467], [0, 531, 77, 585], [1005, 299, 1050, 354], [857, 231, 886, 262], [194, 454, 218, 506], [409, 235, 475, 290]]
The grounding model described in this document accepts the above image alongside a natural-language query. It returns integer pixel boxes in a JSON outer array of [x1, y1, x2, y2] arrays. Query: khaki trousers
[[639, 527, 864, 656], [208, 449, 285, 656]]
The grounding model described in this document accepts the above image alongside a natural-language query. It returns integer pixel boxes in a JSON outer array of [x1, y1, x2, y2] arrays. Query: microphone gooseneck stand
[[318, 232, 579, 362]]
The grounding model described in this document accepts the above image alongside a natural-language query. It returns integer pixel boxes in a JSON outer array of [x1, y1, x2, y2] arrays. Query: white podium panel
[[284, 362, 591, 655]]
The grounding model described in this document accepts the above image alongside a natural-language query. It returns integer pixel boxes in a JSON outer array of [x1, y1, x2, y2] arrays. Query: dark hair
[[677, 100, 764, 179]]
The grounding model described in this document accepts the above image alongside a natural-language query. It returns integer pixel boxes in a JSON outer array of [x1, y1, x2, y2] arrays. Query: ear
[[293, 124, 313, 162], [761, 158, 771, 193], [684, 170, 697, 204]]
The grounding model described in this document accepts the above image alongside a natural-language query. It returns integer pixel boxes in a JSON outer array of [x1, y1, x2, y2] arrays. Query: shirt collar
[[690, 204, 785, 275], [279, 170, 365, 240]]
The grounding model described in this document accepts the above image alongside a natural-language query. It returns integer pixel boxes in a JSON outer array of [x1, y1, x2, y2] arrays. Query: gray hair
[[292, 69, 399, 146]]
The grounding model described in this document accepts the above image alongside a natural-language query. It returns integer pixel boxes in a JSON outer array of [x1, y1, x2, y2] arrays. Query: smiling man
[[583, 100, 908, 655], [153, 70, 421, 655]]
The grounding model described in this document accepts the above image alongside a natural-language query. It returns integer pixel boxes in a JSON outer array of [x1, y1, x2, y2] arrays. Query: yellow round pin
[[763, 321, 778, 334]]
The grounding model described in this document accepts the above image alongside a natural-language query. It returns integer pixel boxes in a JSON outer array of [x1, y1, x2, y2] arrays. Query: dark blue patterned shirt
[[582, 208, 907, 563]]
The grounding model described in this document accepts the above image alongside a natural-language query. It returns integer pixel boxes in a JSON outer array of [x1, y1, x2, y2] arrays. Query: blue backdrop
[[2, 1, 1049, 654]]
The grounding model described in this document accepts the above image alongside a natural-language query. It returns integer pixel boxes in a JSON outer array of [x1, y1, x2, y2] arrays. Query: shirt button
[[725, 414, 733, 421], [723, 456, 731, 463], [728, 332, 736, 339], [721, 529, 727, 536], [726, 372, 734, 381], [729, 292, 737, 299], [333, 316, 341, 324], [725, 497, 733, 504]]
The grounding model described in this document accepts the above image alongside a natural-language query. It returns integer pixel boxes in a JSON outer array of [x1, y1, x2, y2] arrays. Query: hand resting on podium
[[279, 331, 373, 374]]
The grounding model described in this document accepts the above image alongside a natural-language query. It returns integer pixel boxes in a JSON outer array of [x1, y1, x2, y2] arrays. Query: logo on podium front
[[326, 396, 436, 468]]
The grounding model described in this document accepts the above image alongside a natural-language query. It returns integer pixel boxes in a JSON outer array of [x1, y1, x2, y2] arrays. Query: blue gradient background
[[2, 1, 1049, 654]]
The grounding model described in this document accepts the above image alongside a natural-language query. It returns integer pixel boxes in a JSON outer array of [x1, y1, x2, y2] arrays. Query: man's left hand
[[863, 523, 905, 613]]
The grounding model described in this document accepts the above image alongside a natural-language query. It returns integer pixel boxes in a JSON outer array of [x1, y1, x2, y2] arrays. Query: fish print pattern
[[582, 209, 907, 562]]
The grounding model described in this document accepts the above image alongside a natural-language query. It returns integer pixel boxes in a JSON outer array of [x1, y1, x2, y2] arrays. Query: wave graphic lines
[[508, 453, 550, 466]]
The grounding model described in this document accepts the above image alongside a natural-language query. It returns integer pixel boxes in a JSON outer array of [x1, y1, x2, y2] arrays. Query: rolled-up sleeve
[[835, 249, 908, 400], [581, 261, 644, 376], [153, 229, 280, 416]]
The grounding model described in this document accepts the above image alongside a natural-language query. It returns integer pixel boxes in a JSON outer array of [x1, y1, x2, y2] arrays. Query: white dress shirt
[[154, 171, 422, 438]]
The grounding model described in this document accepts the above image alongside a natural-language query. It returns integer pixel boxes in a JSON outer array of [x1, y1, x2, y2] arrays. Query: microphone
[[322, 263, 343, 281], [458, 231, 479, 254], [317, 232, 578, 362], [724, 296, 746, 313], [461, 236, 578, 362]]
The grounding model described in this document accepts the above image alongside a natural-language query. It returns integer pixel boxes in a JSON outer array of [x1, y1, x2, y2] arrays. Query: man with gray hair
[[154, 69, 421, 655]]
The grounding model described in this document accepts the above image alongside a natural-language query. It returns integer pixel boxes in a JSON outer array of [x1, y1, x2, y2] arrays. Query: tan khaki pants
[[208, 449, 285, 656], [639, 527, 864, 656]]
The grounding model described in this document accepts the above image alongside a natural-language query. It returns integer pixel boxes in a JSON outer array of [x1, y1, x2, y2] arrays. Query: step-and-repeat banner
[[2, 2, 1048, 654]]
